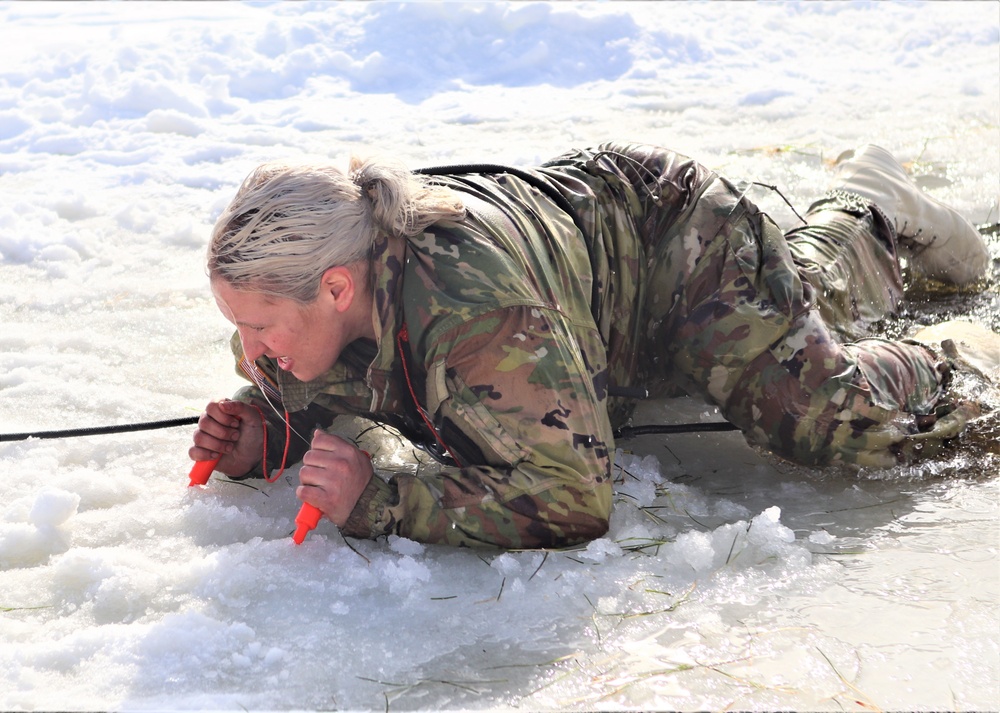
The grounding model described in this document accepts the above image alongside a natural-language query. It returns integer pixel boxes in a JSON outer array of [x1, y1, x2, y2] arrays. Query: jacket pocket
[[426, 359, 529, 468]]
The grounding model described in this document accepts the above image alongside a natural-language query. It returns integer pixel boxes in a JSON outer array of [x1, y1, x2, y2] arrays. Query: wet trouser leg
[[644, 174, 953, 466], [786, 193, 903, 342]]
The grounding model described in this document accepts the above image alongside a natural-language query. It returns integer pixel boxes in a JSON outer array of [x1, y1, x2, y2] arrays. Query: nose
[[238, 328, 267, 363]]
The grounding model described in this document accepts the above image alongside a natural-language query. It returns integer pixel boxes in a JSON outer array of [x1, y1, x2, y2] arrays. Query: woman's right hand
[[188, 399, 264, 477]]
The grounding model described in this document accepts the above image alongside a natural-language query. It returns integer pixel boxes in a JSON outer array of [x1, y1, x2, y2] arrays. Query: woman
[[190, 142, 989, 548]]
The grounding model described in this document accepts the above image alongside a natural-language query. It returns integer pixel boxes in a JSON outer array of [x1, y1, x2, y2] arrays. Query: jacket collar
[[366, 233, 409, 413]]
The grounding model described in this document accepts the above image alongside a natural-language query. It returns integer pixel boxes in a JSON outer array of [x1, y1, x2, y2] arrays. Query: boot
[[829, 144, 989, 286]]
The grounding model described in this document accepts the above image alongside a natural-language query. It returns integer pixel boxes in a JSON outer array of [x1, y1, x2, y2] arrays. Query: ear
[[318, 266, 356, 313]]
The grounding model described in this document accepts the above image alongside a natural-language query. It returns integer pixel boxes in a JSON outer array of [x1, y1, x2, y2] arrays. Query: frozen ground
[[0, 2, 997, 711]]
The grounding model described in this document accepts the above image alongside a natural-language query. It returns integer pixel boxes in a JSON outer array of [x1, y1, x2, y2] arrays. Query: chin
[[290, 356, 337, 383], [292, 365, 327, 382]]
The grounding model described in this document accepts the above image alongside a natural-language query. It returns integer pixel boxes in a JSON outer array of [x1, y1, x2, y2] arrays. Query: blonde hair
[[208, 155, 466, 303]]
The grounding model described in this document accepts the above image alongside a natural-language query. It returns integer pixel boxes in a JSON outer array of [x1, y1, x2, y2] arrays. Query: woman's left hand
[[297, 430, 374, 526]]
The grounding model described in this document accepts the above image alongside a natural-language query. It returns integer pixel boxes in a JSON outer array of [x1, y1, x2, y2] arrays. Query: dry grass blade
[[358, 674, 508, 701], [219, 479, 265, 493], [336, 535, 371, 564], [616, 536, 673, 555], [817, 647, 882, 711], [528, 551, 549, 581]]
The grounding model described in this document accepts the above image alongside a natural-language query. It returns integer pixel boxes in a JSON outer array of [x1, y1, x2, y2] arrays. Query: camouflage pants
[[641, 172, 952, 467]]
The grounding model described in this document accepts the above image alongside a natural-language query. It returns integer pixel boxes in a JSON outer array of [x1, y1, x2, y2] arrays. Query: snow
[[0, 1, 998, 711]]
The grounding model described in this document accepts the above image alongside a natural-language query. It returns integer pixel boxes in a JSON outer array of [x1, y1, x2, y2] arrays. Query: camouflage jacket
[[230, 142, 954, 548]]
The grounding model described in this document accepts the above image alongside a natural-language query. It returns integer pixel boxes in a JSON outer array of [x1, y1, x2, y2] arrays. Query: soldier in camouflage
[[191, 142, 991, 549]]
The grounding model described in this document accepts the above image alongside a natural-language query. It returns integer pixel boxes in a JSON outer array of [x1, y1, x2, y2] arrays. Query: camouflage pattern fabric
[[228, 142, 964, 548]]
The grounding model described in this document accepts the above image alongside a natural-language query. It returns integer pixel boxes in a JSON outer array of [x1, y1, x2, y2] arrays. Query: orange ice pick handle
[[293, 503, 323, 544], [188, 457, 220, 486]]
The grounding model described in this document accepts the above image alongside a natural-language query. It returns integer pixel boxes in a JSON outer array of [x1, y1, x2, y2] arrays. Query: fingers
[[299, 433, 367, 485], [297, 431, 373, 526], [188, 399, 258, 462], [189, 402, 238, 460], [308, 429, 357, 454]]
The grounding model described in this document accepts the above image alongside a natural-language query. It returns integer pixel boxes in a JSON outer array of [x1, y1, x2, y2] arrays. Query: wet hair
[[208, 155, 466, 303]]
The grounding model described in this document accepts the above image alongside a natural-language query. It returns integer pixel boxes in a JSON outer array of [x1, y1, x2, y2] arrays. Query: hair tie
[[350, 169, 378, 201]]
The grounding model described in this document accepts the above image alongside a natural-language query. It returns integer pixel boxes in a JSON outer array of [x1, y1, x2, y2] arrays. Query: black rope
[[0, 414, 738, 443], [614, 422, 739, 439], [415, 162, 590, 238], [0, 416, 200, 442]]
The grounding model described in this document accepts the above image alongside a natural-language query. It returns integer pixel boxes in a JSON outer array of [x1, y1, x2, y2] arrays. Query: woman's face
[[212, 273, 363, 383]]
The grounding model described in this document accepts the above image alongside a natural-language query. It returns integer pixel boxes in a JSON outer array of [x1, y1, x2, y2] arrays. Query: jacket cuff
[[341, 475, 393, 539]]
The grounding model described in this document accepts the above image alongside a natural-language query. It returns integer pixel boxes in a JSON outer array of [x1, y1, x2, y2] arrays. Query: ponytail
[[208, 154, 465, 303]]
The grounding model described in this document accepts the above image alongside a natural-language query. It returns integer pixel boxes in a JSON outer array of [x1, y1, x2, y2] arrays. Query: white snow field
[[0, 2, 997, 711]]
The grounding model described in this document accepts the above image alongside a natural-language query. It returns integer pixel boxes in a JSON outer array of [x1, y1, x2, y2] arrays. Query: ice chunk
[[28, 488, 80, 527], [579, 537, 624, 563], [388, 535, 425, 557]]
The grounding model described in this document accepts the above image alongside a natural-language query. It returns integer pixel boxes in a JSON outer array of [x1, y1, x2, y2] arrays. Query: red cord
[[248, 404, 291, 482], [396, 323, 462, 467]]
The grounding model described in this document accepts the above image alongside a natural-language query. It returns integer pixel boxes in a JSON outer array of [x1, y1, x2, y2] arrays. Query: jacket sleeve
[[341, 305, 615, 549]]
